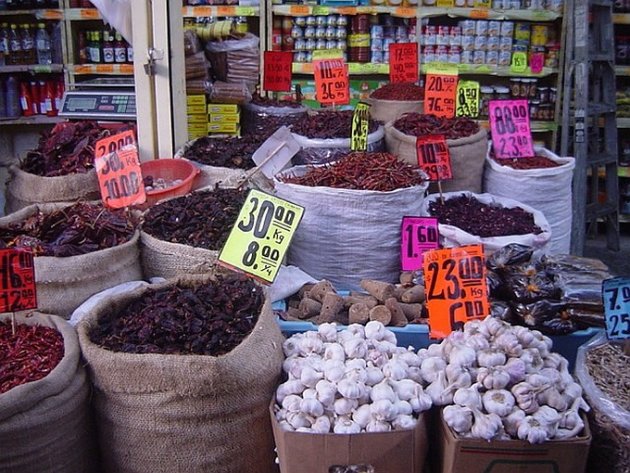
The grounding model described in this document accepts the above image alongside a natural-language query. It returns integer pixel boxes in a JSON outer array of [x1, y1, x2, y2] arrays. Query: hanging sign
[[602, 278, 630, 340], [401, 217, 439, 271], [424, 65, 458, 118], [416, 135, 453, 181], [263, 51, 293, 92], [510, 51, 528, 74], [489, 99, 535, 158], [423, 244, 490, 339], [0, 249, 37, 313], [529, 52, 545, 74], [351, 102, 371, 151], [456, 80, 480, 118], [218, 189, 304, 284], [389, 43, 419, 84], [314, 58, 350, 106]]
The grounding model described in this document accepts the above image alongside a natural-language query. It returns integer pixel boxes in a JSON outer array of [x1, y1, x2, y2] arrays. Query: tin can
[[488, 21, 501, 37], [531, 24, 549, 46], [305, 38, 317, 50], [371, 51, 383, 63], [337, 39, 347, 50], [476, 21, 489, 37], [384, 50, 390, 63], [449, 46, 461, 63], [450, 27, 462, 46], [371, 25, 384, 39], [473, 50, 486, 64], [315, 26, 326, 39], [486, 50, 499, 65], [424, 25, 437, 45], [306, 16, 316, 26], [480, 85, 494, 117], [530, 0, 543, 7], [316, 16, 327, 27], [459, 20, 476, 36], [295, 16, 306, 27], [396, 26, 408, 42], [499, 51, 512, 66], [437, 45, 449, 62], [438, 26, 450, 45], [423, 45, 436, 63], [294, 51, 306, 62], [474, 35, 488, 51], [327, 15, 338, 26], [304, 25, 316, 38], [500, 21, 514, 37], [461, 50, 473, 64], [500, 36, 513, 51], [325, 39, 336, 49], [337, 15, 348, 27], [371, 38, 383, 51], [383, 38, 395, 50], [295, 38, 306, 50], [305, 51, 313, 62], [325, 26, 336, 39], [514, 23, 530, 42], [487, 36, 500, 51], [462, 35, 475, 51], [291, 25, 304, 38], [336, 26, 347, 39], [316, 38, 327, 49]]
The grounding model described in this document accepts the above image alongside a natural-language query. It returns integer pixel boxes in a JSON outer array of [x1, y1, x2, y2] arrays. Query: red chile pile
[[290, 110, 379, 139], [0, 321, 64, 394], [0, 202, 136, 257], [279, 151, 425, 192], [393, 113, 480, 139], [429, 194, 542, 237], [142, 188, 246, 250], [370, 83, 424, 101], [90, 274, 263, 356], [250, 93, 304, 108], [20, 121, 111, 177], [492, 155, 562, 170]]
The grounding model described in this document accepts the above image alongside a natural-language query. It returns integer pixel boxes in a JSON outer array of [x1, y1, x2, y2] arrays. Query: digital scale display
[[60, 90, 136, 120]]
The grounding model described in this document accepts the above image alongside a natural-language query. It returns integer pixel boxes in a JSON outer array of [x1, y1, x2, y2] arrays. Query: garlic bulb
[[477, 366, 511, 390], [448, 345, 477, 367], [465, 333, 490, 351], [421, 357, 447, 384], [370, 380, 397, 403], [333, 416, 361, 434], [323, 360, 345, 383], [334, 398, 359, 416], [477, 350, 506, 368], [311, 416, 332, 433], [392, 414, 417, 431], [511, 382, 540, 414], [287, 411, 311, 429], [343, 338, 368, 359], [276, 380, 306, 403], [532, 405, 560, 433], [406, 366, 424, 385], [391, 379, 421, 402], [301, 398, 325, 417], [279, 420, 294, 431], [502, 408, 526, 437], [324, 343, 345, 362], [346, 324, 365, 339], [470, 408, 503, 441], [453, 384, 482, 410], [283, 337, 301, 357], [409, 391, 432, 413], [383, 359, 408, 381], [366, 419, 392, 432], [427, 343, 444, 358], [364, 321, 386, 340], [425, 371, 453, 406], [503, 357, 526, 385], [520, 348, 544, 373], [482, 389, 516, 417], [300, 366, 324, 388], [352, 404, 373, 428], [492, 332, 522, 357], [396, 350, 423, 367], [298, 334, 324, 356], [444, 405, 473, 434], [537, 386, 568, 412], [315, 379, 336, 407], [365, 366, 385, 386], [394, 400, 413, 416], [282, 394, 303, 413], [370, 399, 397, 422], [303, 388, 317, 399], [337, 379, 366, 400], [318, 323, 338, 343], [517, 416, 549, 444]]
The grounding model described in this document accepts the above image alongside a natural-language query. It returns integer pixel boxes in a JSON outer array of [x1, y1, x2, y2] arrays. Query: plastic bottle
[[0, 23, 8, 66], [20, 24, 35, 64], [77, 30, 88, 63], [35, 23, 52, 65], [114, 31, 126, 63], [51, 22, 62, 63], [102, 28, 114, 63], [5, 75, 21, 118], [19, 81, 34, 116], [8, 23, 21, 65], [0, 79, 6, 118], [29, 80, 39, 114]]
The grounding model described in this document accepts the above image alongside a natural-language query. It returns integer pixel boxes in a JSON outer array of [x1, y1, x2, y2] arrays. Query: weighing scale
[[59, 78, 136, 121]]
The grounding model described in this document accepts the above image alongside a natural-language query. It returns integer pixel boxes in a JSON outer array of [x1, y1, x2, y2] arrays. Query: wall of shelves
[[613, 11, 630, 218]]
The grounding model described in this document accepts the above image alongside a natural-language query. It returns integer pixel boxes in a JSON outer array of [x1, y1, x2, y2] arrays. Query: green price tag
[[312, 6, 330, 15], [312, 49, 343, 60], [510, 52, 528, 73], [218, 189, 304, 284], [351, 102, 371, 152], [456, 80, 480, 118]]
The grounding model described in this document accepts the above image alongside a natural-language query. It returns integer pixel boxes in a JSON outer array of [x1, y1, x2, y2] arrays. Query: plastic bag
[[512, 299, 573, 334], [542, 253, 610, 276], [502, 269, 559, 302], [487, 243, 534, 271], [490, 300, 515, 323], [184, 30, 202, 56], [555, 270, 609, 310], [242, 101, 308, 136], [206, 33, 260, 88], [209, 81, 251, 104]]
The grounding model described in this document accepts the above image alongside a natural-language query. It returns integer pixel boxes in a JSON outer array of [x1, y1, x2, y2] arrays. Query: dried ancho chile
[[0, 202, 136, 257], [279, 152, 425, 192], [393, 114, 480, 139], [182, 134, 269, 169], [250, 94, 303, 108], [429, 194, 542, 237], [0, 321, 64, 394], [20, 121, 111, 177], [370, 82, 424, 101], [142, 188, 246, 250], [90, 274, 263, 356], [290, 110, 378, 139]]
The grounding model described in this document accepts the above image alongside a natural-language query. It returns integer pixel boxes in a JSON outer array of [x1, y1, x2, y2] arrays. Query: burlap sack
[[365, 97, 424, 124], [139, 230, 218, 279], [385, 123, 488, 193], [0, 203, 143, 318], [5, 165, 101, 214], [77, 276, 285, 473], [0, 312, 98, 473]]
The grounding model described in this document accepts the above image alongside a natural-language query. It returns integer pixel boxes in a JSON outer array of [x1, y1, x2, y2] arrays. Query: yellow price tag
[[472, 0, 490, 7], [351, 102, 371, 152], [217, 6, 236, 16], [437, 0, 455, 7], [218, 190, 304, 284], [237, 7, 256, 15], [456, 80, 480, 118], [510, 51, 528, 73], [312, 49, 343, 60], [96, 64, 114, 74]]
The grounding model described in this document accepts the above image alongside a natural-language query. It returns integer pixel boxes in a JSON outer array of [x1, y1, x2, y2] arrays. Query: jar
[[480, 86, 495, 117], [523, 78, 537, 98], [494, 86, 511, 100], [529, 99, 540, 120], [537, 86, 550, 103], [509, 78, 521, 97], [549, 87, 557, 103], [531, 24, 549, 47]]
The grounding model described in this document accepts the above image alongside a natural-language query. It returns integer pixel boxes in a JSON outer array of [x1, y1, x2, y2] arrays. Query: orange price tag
[[416, 135, 452, 181], [424, 73, 458, 118], [470, 8, 490, 19], [74, 65, 90, 74], [195, 6, 212, 16], [80, 8, 100, 19], [41, 10, 63, 19], [314, 59, 349, 106], [217, 6, 235, 16], [0, 249, 37, 313], [394, 7, 416, 17], [264, 51, 293, 92], [389, 43, 418, 84], [290, 5, 310, 15], [96, 64, 114, 74], [423, 245, 490, 339]]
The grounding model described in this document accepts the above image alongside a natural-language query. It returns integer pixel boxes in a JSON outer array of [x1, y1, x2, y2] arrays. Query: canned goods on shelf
[[294, 51, 307, 62], [486, 50, 499, 65], [476, 20, 489, 37], [514, 23, 531, 42], [423, 45, 436, 63], [461, 50, 473, 64], [337, 39, 347, 50], [316, 38, 327, 49], [488, 21, 501, 37], [512, 41, 529, 52], [316, 16, 327, 27], [509, 78, 522, 97], [305, 51, 313, 62], [325, 26, 336, 39], [371, 25, 384, 39], [473, 50, 486, 64], [337, 16, 348, 27], [337, 27, 347, 39], [487, 36, 500, 52], [324, 39, 336, 49], [531, 24, 549, 47], [499, 51, 512, 66], [305, 38, 317, 50], [538, 86, 550, 103], [462, 35, 475, 51], [306, 16, 316, 26], [459, 20, 476, 36], [291, 25, 304, 38], [500, 36, 513, 52], [304, 26, 316, 38], [450, 30, 462, 47], [327, 15, 338, 27], [474, 35, 488, 51], [529, 99, 540, 118], [295, 38, 306, 50], [449, 46, 461, 63], [295, 16, 306, 27], [437, 45, 449, 62], [500, 21, 514, 37], [315, 26, 326, 39], [371, 51, 383, 63], [494, 85, 511, 100], [492, 0, 505, 8], [371, 38, 383, 51]]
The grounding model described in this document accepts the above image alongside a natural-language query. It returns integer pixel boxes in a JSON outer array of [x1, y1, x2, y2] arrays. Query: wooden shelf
[[0, 8, 62, 20], [0, 115, 63, 125], [182, 5, 260, 17], [67, 63, 134, 75], [0, 64, 64, 73]]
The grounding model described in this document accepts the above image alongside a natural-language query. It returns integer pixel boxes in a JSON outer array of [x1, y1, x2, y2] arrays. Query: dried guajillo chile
[[491, 152, 561, 169], [393, 113, 480, 139], [20, 121, 111, 177], [370, 82, 424, 101], [0, 201, 136, 257], [290, 110, 379, 139], [142, 188, 246, 250], [250, 93, 304, 108], [279, 152, 425, 192], [0, 321, 64, 394]]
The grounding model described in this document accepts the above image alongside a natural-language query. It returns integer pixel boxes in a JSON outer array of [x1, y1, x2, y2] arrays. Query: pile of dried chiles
[[279, 152, 425, 192], [370, 83, 424, 101], [20, 121, 111, 177], [0, 321, 64, 394], [141, 188, 246, 250], [181, 135, 263, 169], [290, 110, 379, 139], [489, 149, 562, 169], [90, 274, 263, 356], [250, 93, 304, 108], [0, 202, 136, 257], [393, 113, 480, 139], [428, 194, 542, 237]]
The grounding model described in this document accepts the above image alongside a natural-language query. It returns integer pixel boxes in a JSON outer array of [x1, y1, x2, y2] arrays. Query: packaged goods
[[206, 33, 260, 89]]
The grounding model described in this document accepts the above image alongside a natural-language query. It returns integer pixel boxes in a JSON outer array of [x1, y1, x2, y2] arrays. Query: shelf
[[64, 8, 102, 20], [0, 8, 62, 19], [0, 115, 63, 125], [67, 63, 134, 75], [0, 64, 64, 73], [613, 13, 630, 24], [615, 65, 630, 76], [478, 119, 557, 132], [292, 62, 388, 74], [181, 5, 260, 17], [272, 5, 560, 20], [617, 117, 630, 128]]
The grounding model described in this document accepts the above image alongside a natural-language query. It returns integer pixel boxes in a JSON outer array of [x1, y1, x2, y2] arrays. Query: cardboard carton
[[186, 94, 206, 106], [436, 409, 591, 473], [271, 404, 428, 473], [207, 103, 239, 114]]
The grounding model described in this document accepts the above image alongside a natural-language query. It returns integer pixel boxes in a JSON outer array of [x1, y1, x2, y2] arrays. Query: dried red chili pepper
[[290, 110, 378, 139], [492, 155, 561, 169], [393, 113, 480, 140], [371, 83, 424, 101], [250, 93, 303, 108], [0, 321, 65, 394]]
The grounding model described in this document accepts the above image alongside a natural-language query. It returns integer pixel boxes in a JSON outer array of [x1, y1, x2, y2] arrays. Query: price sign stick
[[625, 340, 630, 356], [238, 141, 287, 188], [437, 179, 445, 205], [11, 312, 16, 336]]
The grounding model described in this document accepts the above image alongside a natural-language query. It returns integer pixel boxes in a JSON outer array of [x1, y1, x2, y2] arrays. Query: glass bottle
[[0, 23, 8, 66], [35, 23, 52, 65], [114, 31, 126, 63], [8, 24, 21, 65], [77, 30, 88, 64], [102, 28, 114, 63], [90, 30, 101, 63], [5, 75, 21, 118]]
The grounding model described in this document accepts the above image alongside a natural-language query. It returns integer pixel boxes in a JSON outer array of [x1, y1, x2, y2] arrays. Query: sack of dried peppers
[[365, 82, 424, 124]]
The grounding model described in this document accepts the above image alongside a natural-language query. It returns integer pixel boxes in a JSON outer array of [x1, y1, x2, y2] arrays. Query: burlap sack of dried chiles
[[77, 274, 284, 473], [0, 312, 99, 473], [0, 202, 142, 318]]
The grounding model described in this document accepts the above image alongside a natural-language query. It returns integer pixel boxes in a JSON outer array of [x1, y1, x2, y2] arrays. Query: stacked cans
[[490, 0, 563, 9], [278, 15, 349, 63], [370, 17, 416, 64]]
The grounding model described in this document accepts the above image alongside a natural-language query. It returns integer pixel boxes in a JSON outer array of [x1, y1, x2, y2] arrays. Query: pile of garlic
[[274, 321, 432, 434], [433, 316, 590, 444]]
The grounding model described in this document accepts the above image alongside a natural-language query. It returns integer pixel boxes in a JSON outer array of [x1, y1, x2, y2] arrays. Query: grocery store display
[[78, 274, 284, 473], [0, 313, 98, 473], [0, 202, 141, 317], [365, 82, 424, 123], [140, 188, 247, 278]]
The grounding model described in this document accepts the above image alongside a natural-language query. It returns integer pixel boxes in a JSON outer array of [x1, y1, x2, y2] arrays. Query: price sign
[[424, 68, 458, 118], [401, 217, 439, 271], [314, 59, 350, 106], [264, 51, 293, 92], [416, 135, 453, 181], [602, 278, 630, 340], [423, 245, 490, 339], [218, 189, 304, 284], [437, 0, 454, 6], [0, 249, 37, 313], [510, 51, 528, 74], [389, 43, 419, 84], [351, 102, 371, 151], [312, 49, 343, 61], [456, 80, 480, 118], [530, 52, 545, 74], [95, 129, 136, 158], [473, 0, 490, 8], [489, 99, 535, 158]]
